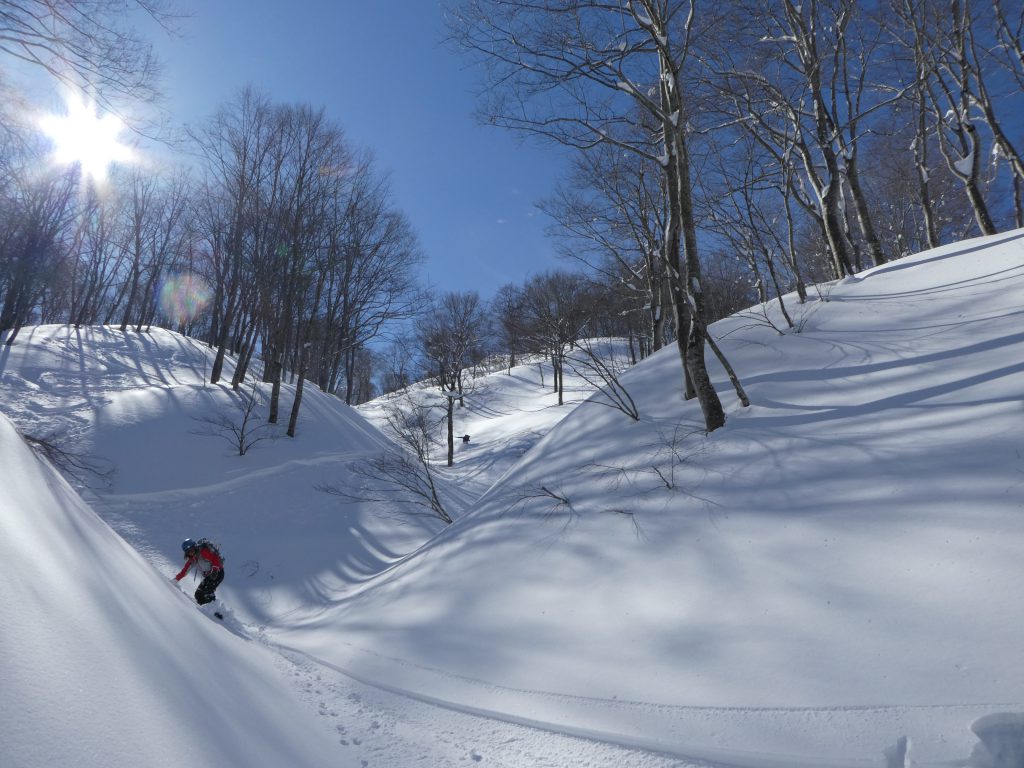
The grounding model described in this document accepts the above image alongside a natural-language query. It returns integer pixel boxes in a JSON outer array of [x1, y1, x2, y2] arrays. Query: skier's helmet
[[181, 538, 197, 553]]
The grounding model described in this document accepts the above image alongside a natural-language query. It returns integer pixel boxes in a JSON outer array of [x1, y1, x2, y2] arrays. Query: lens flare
[[158, 273, 211, 325]]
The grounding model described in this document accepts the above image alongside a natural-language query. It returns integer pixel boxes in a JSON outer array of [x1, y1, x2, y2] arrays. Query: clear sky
[[148, 0, 571, 299]]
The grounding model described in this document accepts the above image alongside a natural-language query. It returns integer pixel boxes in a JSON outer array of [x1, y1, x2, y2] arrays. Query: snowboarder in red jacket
[[174, 538, 224, 605]]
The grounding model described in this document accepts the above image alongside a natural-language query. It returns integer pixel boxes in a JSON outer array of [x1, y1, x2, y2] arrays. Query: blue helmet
[[181, 538, 197, 553]]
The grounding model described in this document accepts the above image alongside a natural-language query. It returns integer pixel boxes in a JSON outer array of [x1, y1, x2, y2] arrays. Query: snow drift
[[0, 413, 341, 768]]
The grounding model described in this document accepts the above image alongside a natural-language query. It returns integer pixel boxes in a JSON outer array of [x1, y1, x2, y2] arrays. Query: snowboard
[[169, 578, 250, 638], [195, 597, 251, 638]]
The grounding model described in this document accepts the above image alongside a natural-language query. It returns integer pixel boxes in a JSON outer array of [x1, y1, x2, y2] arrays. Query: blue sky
[[150, 0, 571, 298]]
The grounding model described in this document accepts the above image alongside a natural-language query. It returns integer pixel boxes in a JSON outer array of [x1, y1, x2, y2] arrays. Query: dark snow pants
[[195, 568, 224, 605]]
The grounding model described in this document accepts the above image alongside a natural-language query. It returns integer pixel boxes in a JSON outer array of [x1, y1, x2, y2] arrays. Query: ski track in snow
[[96, 450, 374, 504], [92, 458, 900, 768], [271, 645, 711, 768], [79, 385, 723, 765]]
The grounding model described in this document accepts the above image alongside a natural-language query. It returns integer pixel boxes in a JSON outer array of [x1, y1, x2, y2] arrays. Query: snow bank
[[0, 414, 340, 768]]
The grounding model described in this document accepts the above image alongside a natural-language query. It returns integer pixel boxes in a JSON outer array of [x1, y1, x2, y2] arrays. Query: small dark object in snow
[[462, 434, 471, 443]]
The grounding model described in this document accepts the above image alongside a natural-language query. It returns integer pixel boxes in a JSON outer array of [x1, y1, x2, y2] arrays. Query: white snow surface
[[2, 229, 1024, 767], [0, 414, 342, 768]]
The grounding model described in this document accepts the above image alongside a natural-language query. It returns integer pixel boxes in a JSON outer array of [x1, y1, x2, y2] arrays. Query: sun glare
[[39, 93, 134, 183]]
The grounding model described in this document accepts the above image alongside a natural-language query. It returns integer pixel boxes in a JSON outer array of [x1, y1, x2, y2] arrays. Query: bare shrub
[[319, 398, 453, 524], [193, 377, 274, 456], [21, 431, 114, 489], [569, 339, 640, 421]]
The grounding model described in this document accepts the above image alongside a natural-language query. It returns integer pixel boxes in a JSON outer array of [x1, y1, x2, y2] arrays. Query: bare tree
[[700, 132, 798, 325], [0, 0, 182, 115], [0, 161, 77, 343], [191, 89, 423, 434], [67, 183, 125, 327], [419, 291, 487, 466], [520, 271, 592, 406], [890, 0, 1018, 236], [954, 0, 1024, 226], [190, 88, 279, 386], [192, 376, 273, 456], [113, 167, 191, 332], [310, 151, 423, 404], [133, 170, 194, 331], [570, 338, 640, 421], [714, 0, 909, 278], [256, 103, 341, 429], [447, 0, 739, 431], [856, 99, 976, 259], [377, 338, 418, 395], [21, 430, 114, 489], [490, 282, 525, 373], [320, 398, 453, 525], [540, 145, 670, 355]]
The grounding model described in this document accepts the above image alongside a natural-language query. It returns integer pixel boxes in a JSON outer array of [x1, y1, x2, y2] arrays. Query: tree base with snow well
[[884, 735, 909, 768]]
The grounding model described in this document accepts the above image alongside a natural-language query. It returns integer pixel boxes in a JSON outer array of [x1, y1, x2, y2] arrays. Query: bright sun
[[39, 93, 134, 183]]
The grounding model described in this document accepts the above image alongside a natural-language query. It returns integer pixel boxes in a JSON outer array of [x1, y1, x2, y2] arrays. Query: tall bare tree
[[715, 0, 908, 277], [890, 0, 1007, 236], [490, 282, 525, 373], [131, 170, 193, 332], [540, 145, 670, 355], [257, 103, 340, 427], [67, 185, 124, 326], [110, 168, 191, 332], [311, 152, 422, 405], [0, 160, 76, 343], [520, 270, 592, 406], [419, 291, 486, 466], [448, 0, 739, 431], [190, 88, 279, 385]]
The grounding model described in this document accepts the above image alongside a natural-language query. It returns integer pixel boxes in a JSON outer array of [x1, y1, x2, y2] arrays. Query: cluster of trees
[[3, 0, 1023, 440], [377, 270, 646, 467], [189, 89, 421, 433], [447, 0, 1024, 431], [0, 86, 421, 435]]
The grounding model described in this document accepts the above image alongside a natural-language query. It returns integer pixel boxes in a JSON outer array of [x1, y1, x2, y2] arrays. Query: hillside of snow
[[0, 413, 345, 768], [2, 230, 1024, 767], [280, 230, 1024, 765]]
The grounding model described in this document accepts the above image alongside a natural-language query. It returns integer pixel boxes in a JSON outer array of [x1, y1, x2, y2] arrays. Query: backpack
[[195, 538, 224, 564]]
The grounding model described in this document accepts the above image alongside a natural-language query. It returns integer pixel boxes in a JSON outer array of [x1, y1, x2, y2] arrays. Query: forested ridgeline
[[2, 1, 1022, 433]]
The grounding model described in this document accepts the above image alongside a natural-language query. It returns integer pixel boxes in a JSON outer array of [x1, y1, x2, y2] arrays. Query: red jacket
[[174, 545, 224, 581]]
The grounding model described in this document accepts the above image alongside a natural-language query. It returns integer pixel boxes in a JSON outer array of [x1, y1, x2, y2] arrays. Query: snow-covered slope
[[273, 230, 1024, 765], [0, 413, 342, 768], [0, 325, 439, 624], [3, 231, 1024, 767], [357, 338, 635, 497]]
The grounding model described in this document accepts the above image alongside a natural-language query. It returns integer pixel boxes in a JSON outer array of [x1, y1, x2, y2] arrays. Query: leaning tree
[[447, 0, 745, 431]]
